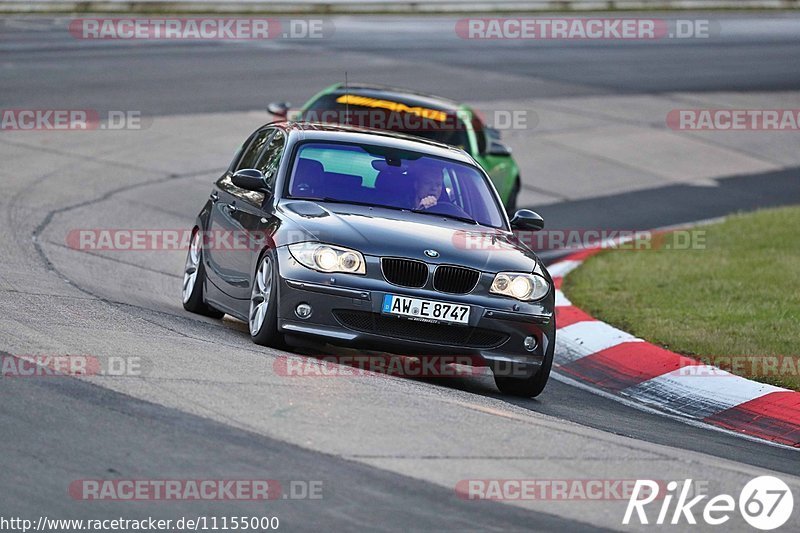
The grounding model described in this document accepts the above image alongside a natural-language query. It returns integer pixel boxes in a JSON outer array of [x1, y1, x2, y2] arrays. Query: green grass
[[564, 206, 800, 391]]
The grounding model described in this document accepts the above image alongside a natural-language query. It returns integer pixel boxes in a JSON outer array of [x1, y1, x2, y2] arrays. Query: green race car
[[268, 83, 521, 212]]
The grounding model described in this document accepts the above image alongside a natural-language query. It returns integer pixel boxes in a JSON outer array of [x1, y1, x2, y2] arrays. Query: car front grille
[[333, 310, 509, 349], [381, 258, 428, 288], [433, 265, 480, 294]]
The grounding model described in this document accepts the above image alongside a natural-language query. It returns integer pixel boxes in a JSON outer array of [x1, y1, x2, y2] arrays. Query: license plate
[[382, 294, 470, 325]]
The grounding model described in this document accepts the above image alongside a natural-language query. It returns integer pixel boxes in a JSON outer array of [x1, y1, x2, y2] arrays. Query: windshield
[[301, 94, 470, 149], [287, 141, 505, 228]]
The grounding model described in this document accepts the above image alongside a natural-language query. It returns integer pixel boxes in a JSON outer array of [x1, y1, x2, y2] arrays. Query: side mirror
[[232, 169, 269, 192], [487, 140, 512, 157], [510, 209, 544, 232], [267, 102, 291, 118]]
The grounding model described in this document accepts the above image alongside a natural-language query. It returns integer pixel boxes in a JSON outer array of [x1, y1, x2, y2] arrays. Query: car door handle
[[209, 191, 219, 202]]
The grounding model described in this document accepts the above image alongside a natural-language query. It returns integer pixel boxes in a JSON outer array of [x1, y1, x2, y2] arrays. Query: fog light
[[523, 335, 538, 352], [295, 303, 312, 319]]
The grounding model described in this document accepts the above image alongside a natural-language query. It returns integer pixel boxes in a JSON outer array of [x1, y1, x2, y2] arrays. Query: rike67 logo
[[624, 476, 794, 530]]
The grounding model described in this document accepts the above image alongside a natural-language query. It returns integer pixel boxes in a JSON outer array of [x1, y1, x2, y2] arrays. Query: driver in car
[[413, 167, 445, 209]]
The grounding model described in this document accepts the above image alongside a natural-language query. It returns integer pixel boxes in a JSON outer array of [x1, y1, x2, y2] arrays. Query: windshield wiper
[[301, 197, 407, 213], [410, 208, 479, 225], [296, 197, 480, 225]]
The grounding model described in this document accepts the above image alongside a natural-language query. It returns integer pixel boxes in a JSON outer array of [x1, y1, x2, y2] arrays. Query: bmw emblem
[[424, 249, 439, 258]]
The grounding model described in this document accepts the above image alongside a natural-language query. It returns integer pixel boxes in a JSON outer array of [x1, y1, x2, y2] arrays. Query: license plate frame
[[381, 294, 470, 326]]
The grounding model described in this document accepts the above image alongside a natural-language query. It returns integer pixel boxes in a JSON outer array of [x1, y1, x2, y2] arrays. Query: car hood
[[277, 200, 541, 274]]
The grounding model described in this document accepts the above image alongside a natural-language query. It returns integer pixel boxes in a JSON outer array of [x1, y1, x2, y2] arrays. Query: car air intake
[[333, 310, 509, 349], [381, 258, 428, 288], [433, 265, 480, 294]]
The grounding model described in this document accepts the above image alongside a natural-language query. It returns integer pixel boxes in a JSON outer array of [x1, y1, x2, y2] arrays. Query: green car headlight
[[490, 272, 549, 301], [288, 242, 366, 275]]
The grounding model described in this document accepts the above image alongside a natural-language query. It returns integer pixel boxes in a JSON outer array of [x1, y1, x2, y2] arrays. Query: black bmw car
[[182, 122, 555, 397]]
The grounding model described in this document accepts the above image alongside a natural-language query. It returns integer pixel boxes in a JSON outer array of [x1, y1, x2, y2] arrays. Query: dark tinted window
[[220, 129, 280, 206], [288, 141, 505, 228], [303, 94, 469, 149], [237, 129, 272, 170], [254, 129, 285, 189]]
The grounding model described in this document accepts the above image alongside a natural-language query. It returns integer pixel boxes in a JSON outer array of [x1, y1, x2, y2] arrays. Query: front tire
[[493, 336, 554, 398], [182, 229, 224, 318], [249, 251, 284, 347]]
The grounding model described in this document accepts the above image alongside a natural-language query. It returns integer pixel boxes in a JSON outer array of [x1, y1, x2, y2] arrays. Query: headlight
[[490, 272, 549, 301], [288, 242, 366, 275]]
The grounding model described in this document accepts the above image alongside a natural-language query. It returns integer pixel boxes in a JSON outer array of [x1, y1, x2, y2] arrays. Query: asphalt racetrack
[[1, 12, 799, 531]]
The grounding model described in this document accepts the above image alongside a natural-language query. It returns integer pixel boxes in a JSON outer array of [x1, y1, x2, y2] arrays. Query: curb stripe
[[555, 305, 594, 329], [547, 260, 582, 278], [619, 366, 785, 420], [561, 249, 600, 262], [704, 391, 800, 446], [556, 321, 642, 365], [554, 289, 572, 307], [558, 342, 702, 392]]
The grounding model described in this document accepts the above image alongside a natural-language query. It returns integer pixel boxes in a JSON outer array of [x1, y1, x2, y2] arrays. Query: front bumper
[[275, 247, 555, 372]]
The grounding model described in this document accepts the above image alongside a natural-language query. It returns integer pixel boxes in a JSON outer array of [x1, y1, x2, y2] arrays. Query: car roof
[[322, 83, 464, 115], [272, 121, 476, 165]]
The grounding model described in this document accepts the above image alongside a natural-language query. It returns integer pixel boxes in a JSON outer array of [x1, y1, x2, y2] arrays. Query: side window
[[254, 130, 285, 190], [237, 129, 273, 171], [220, 129, 276, 206]]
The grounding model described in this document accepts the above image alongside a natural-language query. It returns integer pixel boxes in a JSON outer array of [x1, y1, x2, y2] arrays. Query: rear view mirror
[[510, 209, 544, 232], [267, 102, 291, 118], [487, 141, 512, 157], [232, 169, 269, 192]]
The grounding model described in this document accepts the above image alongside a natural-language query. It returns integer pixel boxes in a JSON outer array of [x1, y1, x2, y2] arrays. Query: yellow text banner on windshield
[[336, 95, 448, 123]]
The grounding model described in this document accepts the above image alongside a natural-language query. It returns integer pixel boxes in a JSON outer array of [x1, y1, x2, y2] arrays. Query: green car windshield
[[288, 142, 505, 228]]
